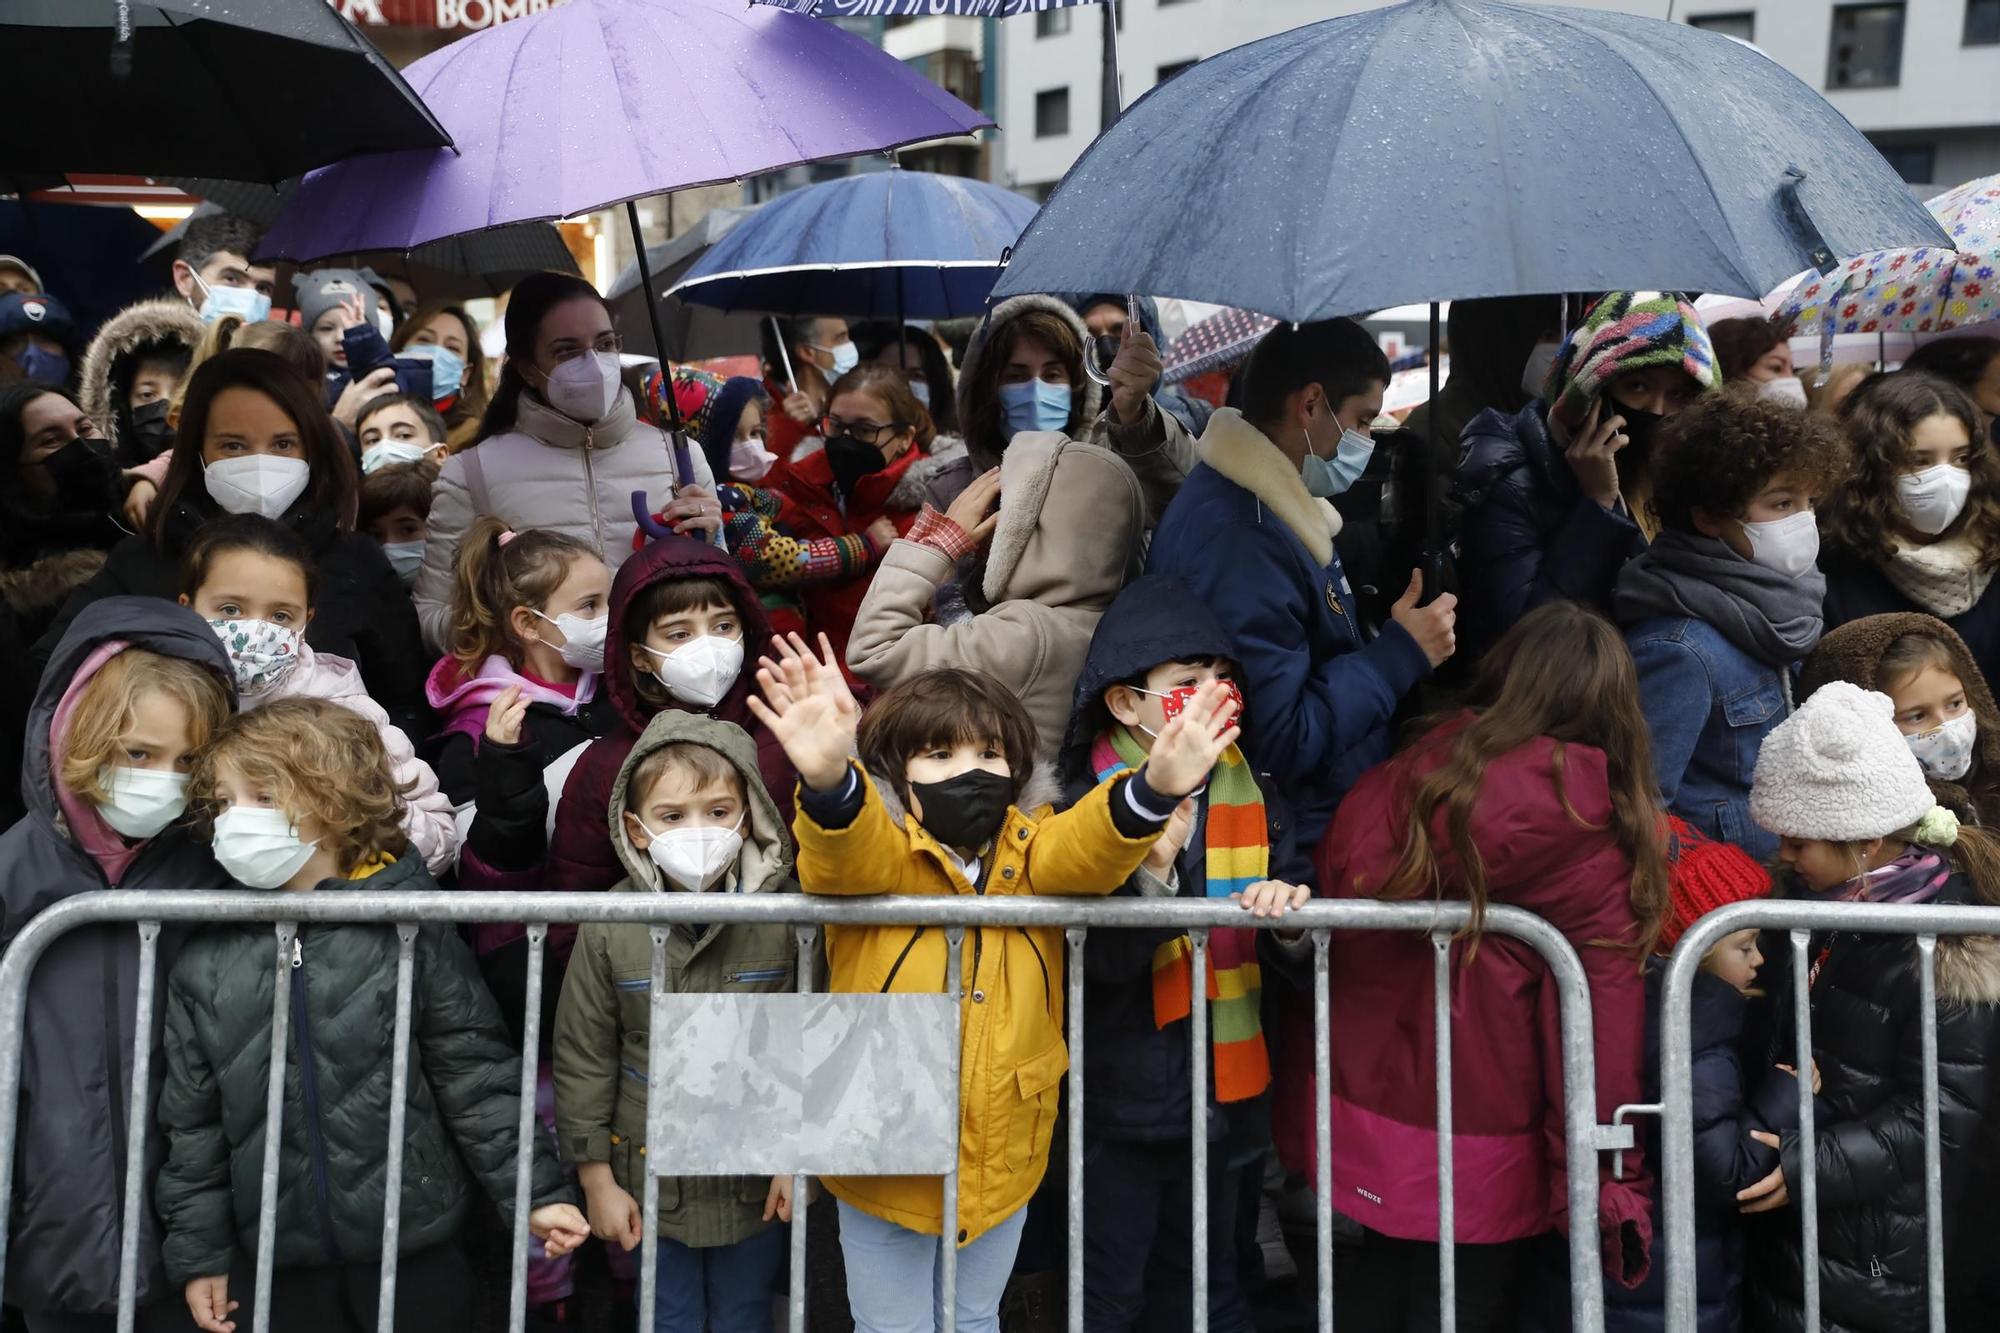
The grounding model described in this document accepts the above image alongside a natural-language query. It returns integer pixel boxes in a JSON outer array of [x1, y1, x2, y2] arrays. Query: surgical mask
[[641, 635, 744, 708], [362, 439, 432, 474], [1301, 425, 1375, 498], [542, 351, 621, 424], [204, 454, 310, 520], [97, 767, 189, 839], [534, 608, 608, 673], [637, 816, 744, 892], [1130, 679, 1245, 738], [1520, 341, 1562, 400], [208, 618, 304, 698], [1907, 711, 1978, 783], [824, 433, 890, 499], [210, 805, 319, 890], [814, 341, 860, 380], [401, 343, 466, 401], [1897, 464, 1973, 536], [383, 540, 425, 586], [130, 399, 174, 459], [999, 379, 1074, 436], [13, 344, 69, 387], [909, 379, 932, 410], [194, 275, 271, 326], [1757, 376, 1808, 410], [908, 768, 1014, 851], [729, 435, 777, 482], [1740, 508, 1820, 579]]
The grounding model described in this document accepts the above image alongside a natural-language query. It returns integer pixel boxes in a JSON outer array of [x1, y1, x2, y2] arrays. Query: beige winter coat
[[413, 389, 716, 650], [845, 436, 1146, 760]]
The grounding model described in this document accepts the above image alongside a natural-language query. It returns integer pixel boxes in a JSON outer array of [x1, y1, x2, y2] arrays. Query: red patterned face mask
[[1134, 679, 1244, 736]]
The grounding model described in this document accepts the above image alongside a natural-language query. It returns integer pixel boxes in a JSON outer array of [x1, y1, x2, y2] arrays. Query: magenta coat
[[1275, 716, 1655, 1289]]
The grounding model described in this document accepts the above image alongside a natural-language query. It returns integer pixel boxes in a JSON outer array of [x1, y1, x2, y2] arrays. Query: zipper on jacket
[[880, 927, 927, 993], [581, 430, 605, 555], [289, 938, 345, 1264], [1021, 931, 1052, 1013]]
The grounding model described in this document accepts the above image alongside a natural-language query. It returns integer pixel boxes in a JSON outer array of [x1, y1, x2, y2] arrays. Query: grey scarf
[[1614, 530, 1826, 667]]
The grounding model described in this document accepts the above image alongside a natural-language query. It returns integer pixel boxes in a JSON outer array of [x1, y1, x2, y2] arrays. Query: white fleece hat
[[1749, 680, 1937, 842]]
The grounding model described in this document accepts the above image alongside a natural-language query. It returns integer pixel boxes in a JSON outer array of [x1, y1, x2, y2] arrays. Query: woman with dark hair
[[0, 383, 125, 638], [391, 299, 490, 449], [1706, 316, 1805, 407], [1820, 371, 2000, 682], [414, 271, 720, 650], [1902, 336, 2000, 421], [33, 349, 429, 730], [869, 321, 961, 436]]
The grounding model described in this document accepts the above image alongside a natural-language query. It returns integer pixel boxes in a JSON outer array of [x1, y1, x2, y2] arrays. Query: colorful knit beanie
[[1543, 291, 1719, 438], [1659, 817, 1772, 953], [668, 365, 723, 442]]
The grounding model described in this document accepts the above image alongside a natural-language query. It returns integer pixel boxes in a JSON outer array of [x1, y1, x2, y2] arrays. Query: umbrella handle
[[1082, 294, 1143, 387], [632, 491, 676, 541]]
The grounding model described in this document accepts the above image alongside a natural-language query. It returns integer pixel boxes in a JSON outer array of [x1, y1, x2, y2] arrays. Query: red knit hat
[[1659, 818, 1771, 954]]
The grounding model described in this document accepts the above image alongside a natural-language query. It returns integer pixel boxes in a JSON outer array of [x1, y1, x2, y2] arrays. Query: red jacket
[[760, 443, 925, 677], [1277, 716, 1653, 1286], [543, 534, 794, 896]]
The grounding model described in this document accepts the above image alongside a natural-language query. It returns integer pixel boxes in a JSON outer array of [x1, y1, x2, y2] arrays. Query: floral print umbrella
[[1777, 173, 1999, 336]]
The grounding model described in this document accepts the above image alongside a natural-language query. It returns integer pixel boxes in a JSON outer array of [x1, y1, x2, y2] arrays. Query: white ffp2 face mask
[[1897, 464, 1973, 537], [98, 767, 190, 839], [1741, 508, 1820, 579], [637, 817, 744, 892], [210, 806, 319, 890], [641, 635, 745, 708], [542, 351, 621, 424], [535, 608, 608, 673], [204, 454, 310, 520], [1757, 376, 1808, 410]]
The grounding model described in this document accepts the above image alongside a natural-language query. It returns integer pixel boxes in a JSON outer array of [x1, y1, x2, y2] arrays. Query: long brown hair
[[961, 307, 1085, 464], [1376, 601, 1671, 955], [1822, 372, 2000, 567], [153, 349, 357, 549]]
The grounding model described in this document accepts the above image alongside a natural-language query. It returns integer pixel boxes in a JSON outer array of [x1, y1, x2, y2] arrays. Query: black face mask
[[38, 435, 118, 512], [909, 768, 1015, 851], [824, 433, 890, 499], [1090, 333, 1122, 376], [1609, 401, 1665, 453], [128, 399, 174, 461]]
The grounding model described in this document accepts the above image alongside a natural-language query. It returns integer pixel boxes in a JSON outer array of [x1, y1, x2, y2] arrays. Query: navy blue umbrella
[[992, 0, 1954, 317], [669, 168, 1040, 318]]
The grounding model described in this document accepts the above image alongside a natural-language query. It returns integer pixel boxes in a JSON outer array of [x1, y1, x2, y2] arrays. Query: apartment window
[[1035, 8, 1071, 37], [1156, 59, 1197, 84], [1968, 0, 2000, 44], [1827, 3, 1905, 88], [1688, 11, 1755, 41], [1872, 139, 1937, 184], [1035, 87, 1070, 138]]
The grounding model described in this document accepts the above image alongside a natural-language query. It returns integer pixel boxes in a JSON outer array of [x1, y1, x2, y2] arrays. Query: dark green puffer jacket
[[154, 850, 573, 1282]]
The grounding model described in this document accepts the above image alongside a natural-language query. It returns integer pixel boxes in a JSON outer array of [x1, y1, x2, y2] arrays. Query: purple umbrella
[[259, 0, 988, 482]]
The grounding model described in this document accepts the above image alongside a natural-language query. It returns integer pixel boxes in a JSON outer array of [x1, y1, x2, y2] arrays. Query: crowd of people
[[2, 207, 2000, 1333]]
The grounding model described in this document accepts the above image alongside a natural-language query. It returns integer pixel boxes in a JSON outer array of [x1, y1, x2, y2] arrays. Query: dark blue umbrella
[[992, 0, 1954, 317], [669, 168, 1040, 318]]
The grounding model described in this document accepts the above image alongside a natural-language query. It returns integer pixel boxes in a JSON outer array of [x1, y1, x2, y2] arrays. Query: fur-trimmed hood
[[1937, 930, 2000, 1007], [979, 432, 1143, 606], [77, 298, 203, 456], [957, 294, 1104, 471], [885, 434, 970, 512], [1193, 408, 1341, 566], [0, 547, 108, 616]]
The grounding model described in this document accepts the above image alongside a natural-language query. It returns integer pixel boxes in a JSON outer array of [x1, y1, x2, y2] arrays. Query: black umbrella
[[606, 205, 765, 361], [0, 0, 450, 183], [146, 199, 578, 301]]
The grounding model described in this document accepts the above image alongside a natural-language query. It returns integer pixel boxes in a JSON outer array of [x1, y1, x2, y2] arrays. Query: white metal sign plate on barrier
[[645, 992, 958, 1176]]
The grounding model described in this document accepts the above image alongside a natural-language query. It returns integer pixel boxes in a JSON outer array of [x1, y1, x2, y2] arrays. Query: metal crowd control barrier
[[1658, 899, 2000, 1333], [0, 890, 1617, 1333]]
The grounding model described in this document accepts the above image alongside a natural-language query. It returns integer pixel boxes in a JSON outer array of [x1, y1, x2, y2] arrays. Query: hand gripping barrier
[[1654, 898, 2000, 1333], [0, 890, 1617, 1333]]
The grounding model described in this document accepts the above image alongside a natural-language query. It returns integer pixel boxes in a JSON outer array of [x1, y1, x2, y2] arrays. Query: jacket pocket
[[614, 970, 651, 1035], [724, 961, 793, 990], [1003, 1038, 1070, 1174], [1721, 677, 1785, 783]]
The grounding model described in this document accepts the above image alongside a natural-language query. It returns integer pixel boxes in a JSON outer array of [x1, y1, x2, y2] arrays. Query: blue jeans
[[647, 1226, 787, 1333], [836, 1200, 1028, 1333]]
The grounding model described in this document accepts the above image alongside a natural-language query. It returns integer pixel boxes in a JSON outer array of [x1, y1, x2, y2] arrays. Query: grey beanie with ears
[[292, 267, 383, 332]]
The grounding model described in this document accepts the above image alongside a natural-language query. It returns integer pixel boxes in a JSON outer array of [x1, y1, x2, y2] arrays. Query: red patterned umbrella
[[1162, 307, 1278, 385]]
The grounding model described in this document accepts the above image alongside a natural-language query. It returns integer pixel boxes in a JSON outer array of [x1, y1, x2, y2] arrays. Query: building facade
[[996, 0, 2000, 196]]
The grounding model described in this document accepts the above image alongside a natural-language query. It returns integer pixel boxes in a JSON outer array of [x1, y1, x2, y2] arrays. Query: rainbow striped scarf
[[1093, 727, 1271, 1103]]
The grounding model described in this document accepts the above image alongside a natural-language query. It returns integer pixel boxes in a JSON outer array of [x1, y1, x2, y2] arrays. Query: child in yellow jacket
[[748, 632, 1237, 1333]]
